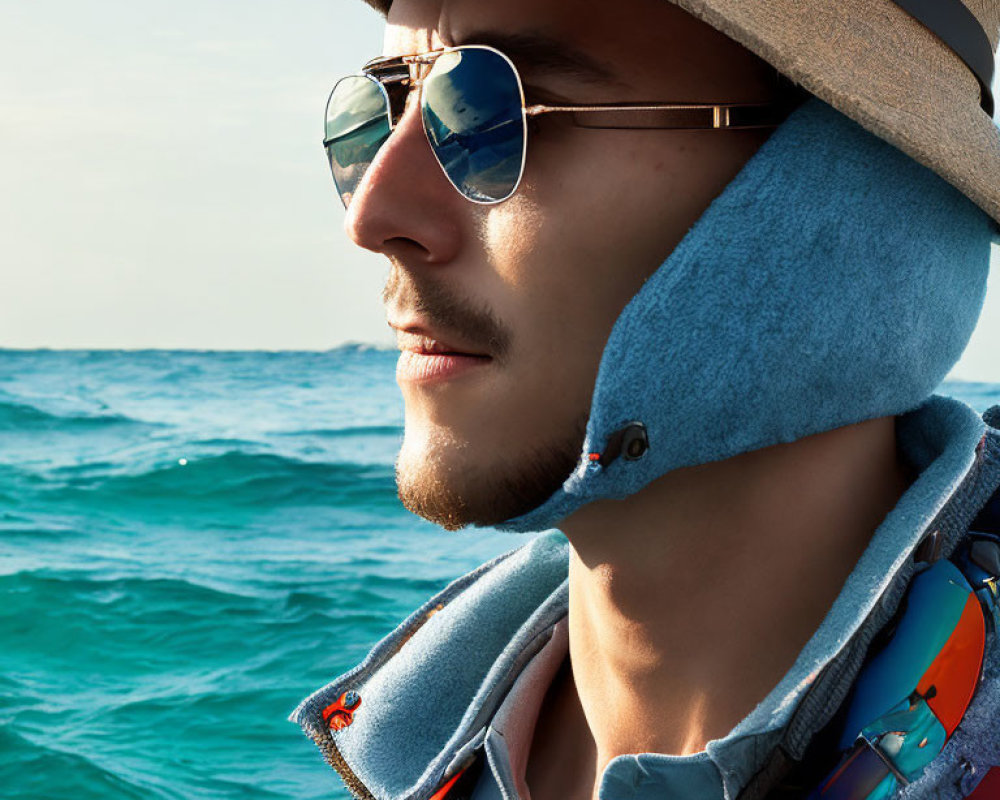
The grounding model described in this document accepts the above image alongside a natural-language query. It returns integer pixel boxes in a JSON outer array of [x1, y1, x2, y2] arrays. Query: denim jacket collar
[[291, 394, 1000, 800]]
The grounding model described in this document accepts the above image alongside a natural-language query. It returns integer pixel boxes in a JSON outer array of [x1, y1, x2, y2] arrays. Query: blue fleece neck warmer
[[496, 98, 996, 534]]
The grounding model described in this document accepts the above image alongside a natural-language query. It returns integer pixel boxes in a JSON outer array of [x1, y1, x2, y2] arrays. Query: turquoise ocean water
[[1, 348, 998, 799], [0, 348, 520, 800]]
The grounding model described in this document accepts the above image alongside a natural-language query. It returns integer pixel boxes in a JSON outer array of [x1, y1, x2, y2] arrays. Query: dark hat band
[[890, 0, 995, 115]]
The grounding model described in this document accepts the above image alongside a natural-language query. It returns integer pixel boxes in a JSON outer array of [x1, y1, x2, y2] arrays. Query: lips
[[396, 333, 490, 358], [389, 321, 492, 359], [390, 321, 492, 383]]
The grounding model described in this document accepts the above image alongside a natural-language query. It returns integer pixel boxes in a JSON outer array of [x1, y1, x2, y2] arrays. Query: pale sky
[[2, 2, 999, 381]]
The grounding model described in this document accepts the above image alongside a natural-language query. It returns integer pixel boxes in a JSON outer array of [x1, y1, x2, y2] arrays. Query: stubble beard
[[383, 263, 589, 529], [395, 412, 588, 530]]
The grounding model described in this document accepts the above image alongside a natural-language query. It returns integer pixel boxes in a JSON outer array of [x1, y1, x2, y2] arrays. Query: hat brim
[[670, 0, 1000, 226]]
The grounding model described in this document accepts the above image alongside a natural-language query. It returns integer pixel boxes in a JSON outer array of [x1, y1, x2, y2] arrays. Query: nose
[[344, 98, 463, 264]]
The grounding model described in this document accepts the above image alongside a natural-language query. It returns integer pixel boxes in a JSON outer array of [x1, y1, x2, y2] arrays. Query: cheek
[[564, 135, 703, 267], [468, 130, 759, 420], [480, 137, 678, 336], [478, 194, 546, 292], [510, 135, 686, 337], [477, 199, 593, 390], [472, 181, 659, 407], [518, 128, 767, 320]]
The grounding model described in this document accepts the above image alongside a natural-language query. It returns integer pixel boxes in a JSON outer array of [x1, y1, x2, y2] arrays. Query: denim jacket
[[291, 395, 1000, 800]]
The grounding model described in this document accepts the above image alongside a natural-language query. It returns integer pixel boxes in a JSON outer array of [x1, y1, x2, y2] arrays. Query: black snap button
[[622, 423, 649, 461], [592, 421, 650, 468]]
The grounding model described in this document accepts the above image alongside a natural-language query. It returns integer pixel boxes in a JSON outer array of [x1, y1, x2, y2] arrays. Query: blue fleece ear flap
[[496, 98, 996, 533]]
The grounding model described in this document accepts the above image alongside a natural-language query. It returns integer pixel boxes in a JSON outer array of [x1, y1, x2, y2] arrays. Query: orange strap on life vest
[[429, 764, 470, 800]]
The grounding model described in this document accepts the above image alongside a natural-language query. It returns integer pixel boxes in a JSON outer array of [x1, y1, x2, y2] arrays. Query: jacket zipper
[[310, 723, 377, 800], [305, 601, 564, 800], [306, 604, 450, 800]]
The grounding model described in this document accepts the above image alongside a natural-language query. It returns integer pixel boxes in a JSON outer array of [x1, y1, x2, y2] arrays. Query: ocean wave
[[0, 570, 259, 604], [0, 399, 152, 432], [274, 424, 402, 439], [45, 451, 398, 510], [0, 726, 153, 799], [189, 436, 266, 449], [330, 341, 396, 353]]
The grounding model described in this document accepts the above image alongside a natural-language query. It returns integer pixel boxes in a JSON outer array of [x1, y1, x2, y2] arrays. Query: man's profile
[[292, 1, 1000, 798]]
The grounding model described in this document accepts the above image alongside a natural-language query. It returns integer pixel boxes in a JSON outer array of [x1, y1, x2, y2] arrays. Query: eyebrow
[[452, 31, 623, 87]]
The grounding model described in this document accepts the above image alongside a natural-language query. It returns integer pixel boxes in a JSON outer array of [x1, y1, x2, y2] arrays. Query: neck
[[558, 414, 914, 780]]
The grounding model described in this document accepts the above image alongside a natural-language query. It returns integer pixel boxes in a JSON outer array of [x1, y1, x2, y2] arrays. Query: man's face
[[345, 0, 783, 529]]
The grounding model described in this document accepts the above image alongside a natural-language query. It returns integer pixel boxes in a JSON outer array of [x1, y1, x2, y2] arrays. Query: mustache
[[382, 266, 512, 361]]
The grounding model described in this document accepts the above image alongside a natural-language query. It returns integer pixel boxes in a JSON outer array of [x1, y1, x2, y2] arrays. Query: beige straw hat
[[361, 0, 1000, 226]]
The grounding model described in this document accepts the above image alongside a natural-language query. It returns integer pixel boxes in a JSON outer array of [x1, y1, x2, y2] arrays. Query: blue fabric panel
[[289, 530, 569, 800], [600, 751, 724, 799], [498, 98, 995, 533]]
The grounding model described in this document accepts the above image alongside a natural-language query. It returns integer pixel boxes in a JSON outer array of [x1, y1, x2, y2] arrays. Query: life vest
[[767, 474, 1000, 799]]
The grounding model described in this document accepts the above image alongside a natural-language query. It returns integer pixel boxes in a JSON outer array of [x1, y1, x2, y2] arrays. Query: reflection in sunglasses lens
[[421, 48, 526, 203], [325, 75, 392, 207]]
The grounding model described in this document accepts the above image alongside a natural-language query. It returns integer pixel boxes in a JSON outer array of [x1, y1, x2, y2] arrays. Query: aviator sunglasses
[[323, 44, 801, 206]]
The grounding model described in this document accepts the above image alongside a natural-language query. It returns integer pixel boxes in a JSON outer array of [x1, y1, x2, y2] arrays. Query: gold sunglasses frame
[[329, 44, 803, 204]]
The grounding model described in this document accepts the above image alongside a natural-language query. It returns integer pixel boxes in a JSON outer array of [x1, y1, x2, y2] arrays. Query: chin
[[394, 413, 587, 531]]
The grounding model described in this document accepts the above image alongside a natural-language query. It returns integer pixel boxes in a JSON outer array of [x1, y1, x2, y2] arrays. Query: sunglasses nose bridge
[[373, 72, 431, 131]]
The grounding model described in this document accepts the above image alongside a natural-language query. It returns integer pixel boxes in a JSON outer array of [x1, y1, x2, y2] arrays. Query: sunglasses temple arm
[[525, 102, 794, 130]]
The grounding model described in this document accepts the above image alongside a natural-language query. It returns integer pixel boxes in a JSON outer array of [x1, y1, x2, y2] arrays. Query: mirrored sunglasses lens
[[325, 75, 391, 207], [421, 48, 526, 203]]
